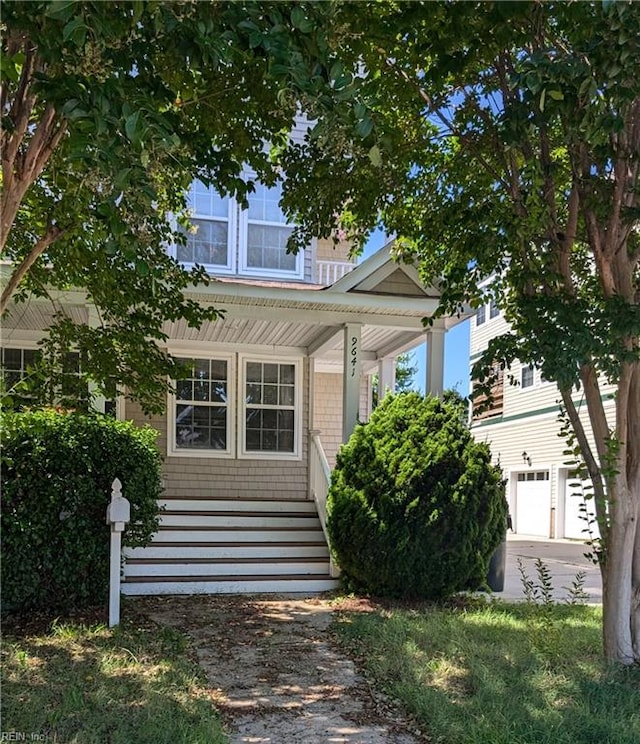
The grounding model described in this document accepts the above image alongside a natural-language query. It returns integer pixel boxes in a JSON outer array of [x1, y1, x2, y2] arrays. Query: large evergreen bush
[[1, 409, 162, 612], [327, 393, 507, 599]]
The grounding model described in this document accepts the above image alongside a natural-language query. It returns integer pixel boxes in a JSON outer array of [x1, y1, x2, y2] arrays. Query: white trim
[[238, 353, 303, 461], [237, 196, 305, 281], [167, 351, 235, 459], [173, 183, 236, 275], [167, 339, 307, 357]]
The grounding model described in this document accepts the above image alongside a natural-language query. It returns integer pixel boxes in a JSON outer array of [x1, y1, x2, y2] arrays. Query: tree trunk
[[632, 504, 640, 660], [601, 477, 640, 664]]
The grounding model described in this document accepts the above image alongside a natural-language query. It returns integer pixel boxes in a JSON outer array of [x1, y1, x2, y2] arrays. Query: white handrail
[[309, 430, 340, 577]]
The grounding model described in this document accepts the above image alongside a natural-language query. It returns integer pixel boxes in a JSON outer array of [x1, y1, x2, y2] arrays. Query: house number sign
[[350, 335, 358, 377]]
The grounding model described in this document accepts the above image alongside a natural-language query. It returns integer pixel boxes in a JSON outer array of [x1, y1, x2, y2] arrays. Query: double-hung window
[[521, 364, 535, 389], [177, 181, 234, 274], [173, 356, 232, 456], [176, 179, 304, 280], [169, 353, 301, 460], [1, 347, 40, 392], [240, 182, 301, 278], [1, 347, 86, 408], [241, 359, 300, 457]]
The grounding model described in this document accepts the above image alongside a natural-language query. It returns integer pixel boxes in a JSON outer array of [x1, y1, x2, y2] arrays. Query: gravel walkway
[[136, 595, 426, 744]]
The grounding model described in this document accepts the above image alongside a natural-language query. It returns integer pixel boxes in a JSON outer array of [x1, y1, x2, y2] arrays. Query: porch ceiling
[[162, 315, 426, 364], [2, 301, 88, 339]]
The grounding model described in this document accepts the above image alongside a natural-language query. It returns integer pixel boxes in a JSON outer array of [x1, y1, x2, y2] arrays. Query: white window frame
[[238, 354, 303, 461], [167, 352, 235, 459], [237, 184, 304, 280], [175, 181, 236, 275], [521, 363, 535, 389], [476, 305, 486, 326]]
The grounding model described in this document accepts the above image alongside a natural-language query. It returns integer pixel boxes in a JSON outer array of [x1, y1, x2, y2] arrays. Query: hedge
[[1, 409, 162, 612]]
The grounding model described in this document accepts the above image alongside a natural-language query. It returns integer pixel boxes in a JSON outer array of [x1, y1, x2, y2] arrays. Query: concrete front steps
[[122, 497, 338, 595]]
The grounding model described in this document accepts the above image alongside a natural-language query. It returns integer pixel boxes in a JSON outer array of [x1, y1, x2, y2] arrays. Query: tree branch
[[1, 110, 66, 255], [382, 56, 513, 193], [559, 385, 609, 541], [1, 225, 65, 314]]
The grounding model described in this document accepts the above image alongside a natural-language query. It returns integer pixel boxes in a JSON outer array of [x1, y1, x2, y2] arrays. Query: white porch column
[[378, 357, 396, 400], [342, 323, 362, 442], [425, 324, 445, 398]]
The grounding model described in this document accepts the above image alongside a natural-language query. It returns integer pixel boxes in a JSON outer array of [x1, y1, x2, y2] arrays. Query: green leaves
[[0, 409, 162, 612], [328, 393, 507, 599], [291, 6, 314, 33]]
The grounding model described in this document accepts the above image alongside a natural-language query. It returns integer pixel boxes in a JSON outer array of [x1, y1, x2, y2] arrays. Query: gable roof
[[325, 242, 440, 298]]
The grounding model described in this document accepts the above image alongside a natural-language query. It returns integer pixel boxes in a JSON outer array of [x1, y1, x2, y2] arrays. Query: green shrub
[[327, 393, 507, 599], [1, 409, 162, 612]]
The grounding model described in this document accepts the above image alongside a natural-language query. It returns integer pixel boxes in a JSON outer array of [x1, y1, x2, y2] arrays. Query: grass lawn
[[1, 607, 226, 744], [333, 599, 640, 744]]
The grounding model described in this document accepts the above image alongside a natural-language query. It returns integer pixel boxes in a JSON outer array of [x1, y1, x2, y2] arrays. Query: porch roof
[[172, 245, 468, 370]]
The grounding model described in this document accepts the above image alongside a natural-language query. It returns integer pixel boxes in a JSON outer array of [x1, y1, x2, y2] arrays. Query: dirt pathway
[[135, 595, 426, 744]]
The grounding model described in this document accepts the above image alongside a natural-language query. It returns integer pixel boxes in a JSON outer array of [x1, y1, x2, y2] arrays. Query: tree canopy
[[2, 0, 639, 663], [285, 0, 638, 664], [1, 0, 340, 411]]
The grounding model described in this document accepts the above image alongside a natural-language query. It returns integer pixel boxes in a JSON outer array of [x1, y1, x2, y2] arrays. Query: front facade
[[2, 180, 462, 594], [469, 303, 613, 541]]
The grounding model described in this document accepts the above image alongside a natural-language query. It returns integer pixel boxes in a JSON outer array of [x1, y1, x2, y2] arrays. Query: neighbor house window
[[476, 305, 486, 325], [521, 364, 535, 388], [240, 358, 301, 458], [173, 356, 232, 456], [489, 298, 500, 319]]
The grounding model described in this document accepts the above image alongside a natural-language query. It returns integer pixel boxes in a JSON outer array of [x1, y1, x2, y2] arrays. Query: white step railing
[[316, 260, 355, 285], [309, 430, 340, 577]]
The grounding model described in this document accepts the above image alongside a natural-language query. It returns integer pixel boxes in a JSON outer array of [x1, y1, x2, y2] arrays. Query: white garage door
[[564, 472, 601, 540], [515, 471, 551, 537]]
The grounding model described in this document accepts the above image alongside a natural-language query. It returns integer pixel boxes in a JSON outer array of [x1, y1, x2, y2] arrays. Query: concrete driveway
[[499, 534, 602, 603]]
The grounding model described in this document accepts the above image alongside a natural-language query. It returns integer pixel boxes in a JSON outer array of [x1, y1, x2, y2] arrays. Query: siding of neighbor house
[[470, 307, 616, 538]]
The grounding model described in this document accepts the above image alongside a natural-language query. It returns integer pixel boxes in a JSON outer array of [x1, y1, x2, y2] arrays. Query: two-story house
[[2, 177, 464, 595], [469, 302, 611, 541]]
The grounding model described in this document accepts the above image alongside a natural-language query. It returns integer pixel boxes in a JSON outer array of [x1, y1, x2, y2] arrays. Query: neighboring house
[[469, 302, 611, 541], [2, 180, 465, 594]]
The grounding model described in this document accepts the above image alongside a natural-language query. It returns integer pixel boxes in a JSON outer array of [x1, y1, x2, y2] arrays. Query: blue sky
[[360, 231, 471, 396]]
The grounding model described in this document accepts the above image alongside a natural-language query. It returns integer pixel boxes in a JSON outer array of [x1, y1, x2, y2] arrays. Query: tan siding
[[124, 360, 310, 501], [315, 237, 354, 264], [371, 269, 427, 297], [470, 314, 509, 358], [313, 372, 344, 468]]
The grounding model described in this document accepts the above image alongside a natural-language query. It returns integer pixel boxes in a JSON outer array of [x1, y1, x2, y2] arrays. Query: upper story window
[[175, 179, 304, 280], [178, 183, 234, 272], [521, 364, 535, 389], [241, 183, 298, 276], [476, 305, 486, 325], [489, 298, 500, 319]]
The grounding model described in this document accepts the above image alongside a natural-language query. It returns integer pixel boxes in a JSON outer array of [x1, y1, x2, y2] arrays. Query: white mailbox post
[[106, 478, 130, 627]]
